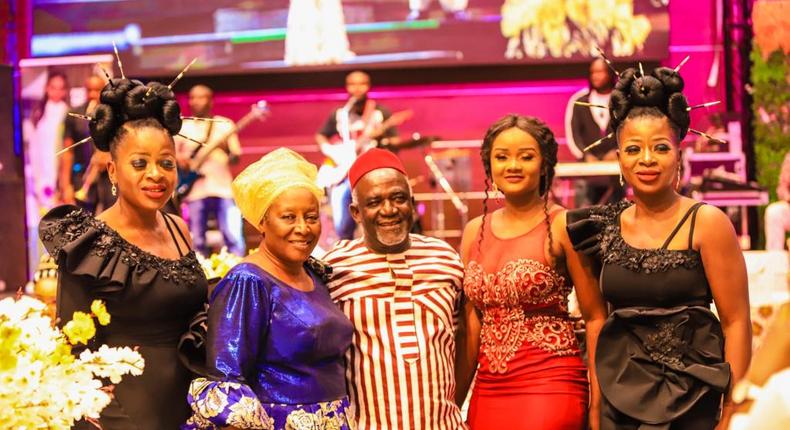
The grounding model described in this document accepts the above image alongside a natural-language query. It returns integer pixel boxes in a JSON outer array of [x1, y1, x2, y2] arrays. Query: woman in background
[[24, 70, 71, 273]]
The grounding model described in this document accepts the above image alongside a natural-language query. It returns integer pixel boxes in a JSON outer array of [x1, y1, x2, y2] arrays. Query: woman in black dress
[[39, 77, 208, 429], [567, 66, 751, 429]]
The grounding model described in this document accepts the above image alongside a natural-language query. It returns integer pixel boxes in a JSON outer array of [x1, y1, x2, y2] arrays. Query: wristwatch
[[731, 379, 762, 405]]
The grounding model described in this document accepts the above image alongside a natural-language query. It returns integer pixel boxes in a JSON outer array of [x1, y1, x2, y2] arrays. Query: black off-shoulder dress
[[39, 205, 208, 429], [567, 201, 730, 430]]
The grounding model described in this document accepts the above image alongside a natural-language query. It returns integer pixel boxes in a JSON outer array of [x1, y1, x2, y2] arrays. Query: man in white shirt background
[[177, 84, 245, 256]]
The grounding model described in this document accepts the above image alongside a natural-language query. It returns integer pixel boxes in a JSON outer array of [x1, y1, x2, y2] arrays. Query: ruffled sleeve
[[40, 205, 136, 296], [39, 204, 202, 295], [566, 200, 631, 259], [185, 265, 276, 430]]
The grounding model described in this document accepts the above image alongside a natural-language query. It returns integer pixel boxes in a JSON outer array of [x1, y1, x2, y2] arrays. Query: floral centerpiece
[[0, 295, 144, 429]]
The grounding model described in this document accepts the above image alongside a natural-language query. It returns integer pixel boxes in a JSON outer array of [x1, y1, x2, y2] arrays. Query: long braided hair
[[476, 114, 559, 256]]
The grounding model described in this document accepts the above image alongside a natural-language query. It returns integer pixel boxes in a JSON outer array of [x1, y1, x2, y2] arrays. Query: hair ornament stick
[[67, 112, 93, 122], [177, 133, 207, 146], [181, 116, 232, 123], [594, 45, 620, 76], [688, 128, 727, 144], [168, 58, 197, 90], [145, 58, 198, 98], [674, 55, 690, 73], [583, 132, 614, 152], [686, 101, 721, 111], [99, 65, 115, 86], [112, 41, 125, 79], [574, 101, 609, 109], [55, 136, 92, 157]]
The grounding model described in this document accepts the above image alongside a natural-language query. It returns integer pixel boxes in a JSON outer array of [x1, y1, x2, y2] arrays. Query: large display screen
[[32, 0, 669, 76]]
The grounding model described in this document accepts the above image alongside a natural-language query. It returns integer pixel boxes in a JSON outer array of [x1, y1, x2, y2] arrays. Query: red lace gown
[[464, 212, 589, 429]]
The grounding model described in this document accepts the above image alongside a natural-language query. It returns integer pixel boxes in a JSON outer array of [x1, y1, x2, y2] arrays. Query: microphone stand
[[424, 154, 468, 237]]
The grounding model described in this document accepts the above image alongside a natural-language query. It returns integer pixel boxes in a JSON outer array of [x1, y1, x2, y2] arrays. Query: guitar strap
[[189, 117, 215, 159], [358, 99, 378, 139], [343, 99, 378, 141]]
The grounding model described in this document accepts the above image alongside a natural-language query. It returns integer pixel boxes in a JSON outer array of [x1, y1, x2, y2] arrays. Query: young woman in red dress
[[456, 114, 607, 430]]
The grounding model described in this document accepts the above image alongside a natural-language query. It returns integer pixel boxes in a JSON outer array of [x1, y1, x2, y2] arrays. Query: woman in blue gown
[[184, 148, 354, 430]]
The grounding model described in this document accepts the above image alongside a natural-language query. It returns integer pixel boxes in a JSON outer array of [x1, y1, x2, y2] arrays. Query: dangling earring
[[492, 183, 499, 195], [676, 165, 682, 191], [111, 183, 117, 196], [619, 170, 625, 187]]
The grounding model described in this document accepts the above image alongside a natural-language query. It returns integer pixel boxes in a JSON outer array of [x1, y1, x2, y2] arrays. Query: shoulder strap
[[162, 212, 188, 257], [687, 202, 706, 249], [661, 202, 705, 250]]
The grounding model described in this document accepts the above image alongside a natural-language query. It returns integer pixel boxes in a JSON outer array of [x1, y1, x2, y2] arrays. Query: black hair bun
[[608, 66, 690, 138], [615, 68, 637, 92], [89, 104, 118, 152], [145, 82, 175, 102], [90, 78, 183, 152], [161, 99, 183, 135], [610, 89, 630, 123], [124, 84, 151, 120], [629, 75, 666, 107], [100, 78, 135, 106], [667, 93, 690, 139], [652, 67, 684, 93]]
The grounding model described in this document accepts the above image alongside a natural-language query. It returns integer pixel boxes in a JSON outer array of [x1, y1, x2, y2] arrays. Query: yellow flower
[[63, 311, 96, 345], [0, 324, 21, 370], [90, 300, 111, 326], [51, 342, 74, 365]]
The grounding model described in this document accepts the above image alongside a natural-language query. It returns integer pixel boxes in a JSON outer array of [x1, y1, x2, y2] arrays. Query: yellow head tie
[[231, 148, 324, 231]]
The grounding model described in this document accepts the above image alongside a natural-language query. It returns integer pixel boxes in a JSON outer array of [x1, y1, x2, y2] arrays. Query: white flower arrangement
[[0, 295, 144, 429]]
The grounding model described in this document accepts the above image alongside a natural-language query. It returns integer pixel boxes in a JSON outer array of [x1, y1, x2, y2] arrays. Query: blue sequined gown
[[184, 262, 355, 430]]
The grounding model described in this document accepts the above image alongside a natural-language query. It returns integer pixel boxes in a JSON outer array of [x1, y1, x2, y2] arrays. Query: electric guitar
[[316, 109, 413, 188], [177, 101, 269, 199]]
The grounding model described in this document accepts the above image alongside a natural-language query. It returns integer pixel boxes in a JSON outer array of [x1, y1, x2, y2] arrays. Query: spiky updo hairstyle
[[609, 67, 690, 141], [89, 78, 182, 156]]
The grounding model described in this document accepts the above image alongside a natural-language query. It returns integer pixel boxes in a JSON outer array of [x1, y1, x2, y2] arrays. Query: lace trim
[[40, 207, 202, 285], [464, 259, 578, 372], [480, 310, 578, 373], [464, 259, 571, 308], [645, 321, 686, 368], [595, 201, 702, 273]]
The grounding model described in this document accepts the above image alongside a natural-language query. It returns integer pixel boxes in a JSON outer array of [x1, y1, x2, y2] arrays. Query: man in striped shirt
[[323, 149, 467, 429]]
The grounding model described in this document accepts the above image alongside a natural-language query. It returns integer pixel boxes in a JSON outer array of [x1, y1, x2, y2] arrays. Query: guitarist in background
[[176, 84, 245, 256], [315, 70, 401, 240]]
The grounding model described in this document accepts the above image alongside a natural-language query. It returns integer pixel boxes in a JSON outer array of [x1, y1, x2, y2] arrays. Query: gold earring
[[492, 183, 499, 194], [676, 165, 682, 190], [619, 170, 625, 187], [111, 183, 117, 196]]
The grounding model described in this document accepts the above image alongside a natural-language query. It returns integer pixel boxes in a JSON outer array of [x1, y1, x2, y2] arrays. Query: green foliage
[[751, 46, 789, 204]]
